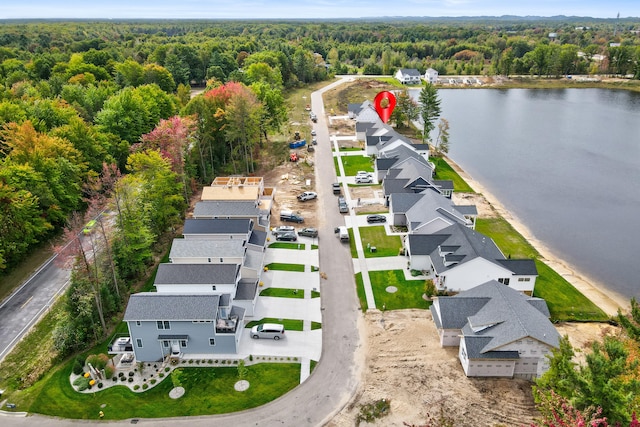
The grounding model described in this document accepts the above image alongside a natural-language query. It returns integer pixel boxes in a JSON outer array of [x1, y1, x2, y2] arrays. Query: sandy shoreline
[[446, 156, 629, 317]]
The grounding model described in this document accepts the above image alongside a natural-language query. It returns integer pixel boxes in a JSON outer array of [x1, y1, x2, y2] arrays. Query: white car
[[273, 225, 295, 236], [356, 171, 372, 177], [297, 191, 318, 202], [355, 175, 373, 184]]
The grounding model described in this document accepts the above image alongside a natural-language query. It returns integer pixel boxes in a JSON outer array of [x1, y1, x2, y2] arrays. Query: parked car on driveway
[[273, 225, 295, 236], [250, 323, 285, 340], [297, 191, 317, 202], [311, 130, 316, 136], [366, 214, 387, 223], [355, 175, 373, 184], [276, 232, 297, 241]]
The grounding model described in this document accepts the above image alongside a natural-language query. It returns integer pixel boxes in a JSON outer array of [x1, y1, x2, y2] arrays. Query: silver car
[[250, 323, 285, 340]]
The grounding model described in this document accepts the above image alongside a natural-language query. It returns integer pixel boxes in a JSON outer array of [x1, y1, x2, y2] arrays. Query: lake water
[[412, 88, 640, 303]]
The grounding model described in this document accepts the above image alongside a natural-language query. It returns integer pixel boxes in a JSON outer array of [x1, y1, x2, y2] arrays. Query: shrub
[[133, 385, 140, 390], [128, 371, 134, 377], [118, 372, 124, 377], [196, 360, 200, 364], [237, 360, 248, 379], [85, 353, 109, 371], [73, 376, 90, 391], [188, 360, 193, 364], [208, 359, 213, 364], [171, 369, 183, 388], [150, 379, 156, 385], [128, 377, 133, 383], [112, 377, 117, 382], [104, 365, 114, 379], [120, 376, 126, 382], [97, 382, 103, 389], [89, 379, 96, 386], [72, 359, 84, 375], [164, 367, 171, 372], [142, 383, 149, 390], [159, 373, 164, 378], [249, 355, 253, 362]]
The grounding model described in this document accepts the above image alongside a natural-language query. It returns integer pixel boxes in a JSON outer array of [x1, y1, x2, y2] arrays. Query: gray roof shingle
[[124, 293, 220, 321], [169, 239, 246, 259], [154, 264, 239, 285], [183, 218, 252, 235], [193, 201, 264, 218]]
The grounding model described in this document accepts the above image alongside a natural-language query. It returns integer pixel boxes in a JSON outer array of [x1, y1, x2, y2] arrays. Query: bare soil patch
[[259, 148, 319, 228], [329, 310, 612, 427]]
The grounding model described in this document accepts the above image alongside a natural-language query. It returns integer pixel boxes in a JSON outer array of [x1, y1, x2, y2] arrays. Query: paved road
[[0, 257, 70, 363], [2, 77, 361, 426]]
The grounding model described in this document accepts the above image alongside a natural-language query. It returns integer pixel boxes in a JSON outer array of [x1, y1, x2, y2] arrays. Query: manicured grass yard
[[21, 362, 300, 419], [259, 287, 305, 299], [355, 272, 368, 311], [333, 155, 340, 175], [476, 217, 607, 322], [245, 318, 321, 331], [268, 242, 305, 250], [341, 155, 374, 176], [533, 261, 608, 322], [369, 270, 431, 310], [359, 226, 402, 258], [264, 263, 305, 272], [433, 158, 474, 193]]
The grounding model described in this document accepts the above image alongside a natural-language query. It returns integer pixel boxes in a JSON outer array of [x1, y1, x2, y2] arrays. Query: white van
[[250, 323, 285, 340], [336, 226, 349, 242]]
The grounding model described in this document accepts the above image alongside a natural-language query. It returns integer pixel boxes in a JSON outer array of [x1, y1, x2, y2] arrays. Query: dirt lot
[[327, 310, 616, 427]]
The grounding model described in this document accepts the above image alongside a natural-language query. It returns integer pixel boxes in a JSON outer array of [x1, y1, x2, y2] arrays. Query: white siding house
[[425, 68, 439, 84], [431, 281, 560, 379]]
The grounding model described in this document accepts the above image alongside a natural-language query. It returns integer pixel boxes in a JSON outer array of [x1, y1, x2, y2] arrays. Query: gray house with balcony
[[123, 293, 244, 362]]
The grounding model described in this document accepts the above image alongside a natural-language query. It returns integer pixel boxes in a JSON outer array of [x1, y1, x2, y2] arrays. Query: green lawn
[[259, 287, 305, 299], [333, 156, 341, 175], [341, 155, 374, 176], [433, 158, 475, 193], [533, 261, 608, 322], [355, 272, 368, 312], [20, 362, 300, 419], [245, 318, 304, 331], [476, 218, 540, 259], [476, 217, 607, 322], [245, 318, 321, 331], [264, 263, 305, 272], [268, 242, 305, 250], [359, 226, 403, 258], [369, 270, 431, 310]]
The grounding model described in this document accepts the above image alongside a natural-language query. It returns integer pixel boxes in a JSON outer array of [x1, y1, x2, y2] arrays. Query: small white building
[[424, 68, 439, 84]]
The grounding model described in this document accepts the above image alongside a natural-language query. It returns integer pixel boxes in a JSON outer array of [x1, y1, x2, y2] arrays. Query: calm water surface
[[415, 88, 640, 302]]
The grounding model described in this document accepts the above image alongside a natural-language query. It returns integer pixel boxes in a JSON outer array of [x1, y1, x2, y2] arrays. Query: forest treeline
[[1, 18, 639, 272]]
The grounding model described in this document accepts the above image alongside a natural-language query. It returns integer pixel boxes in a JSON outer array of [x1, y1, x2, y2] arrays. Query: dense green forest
[[1, 18, 640, 272], [0, 18, 640, 423]]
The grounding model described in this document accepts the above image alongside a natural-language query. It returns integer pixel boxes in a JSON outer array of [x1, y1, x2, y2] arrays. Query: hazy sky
[[2, 0, 639, 20]]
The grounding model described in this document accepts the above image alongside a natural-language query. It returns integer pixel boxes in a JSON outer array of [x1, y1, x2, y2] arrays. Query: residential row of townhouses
[[348, 100, 560, 379], [110, 177, 275, 362]]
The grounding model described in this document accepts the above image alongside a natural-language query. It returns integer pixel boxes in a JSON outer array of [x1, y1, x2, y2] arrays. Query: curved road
[[3, 77, 363, 426]]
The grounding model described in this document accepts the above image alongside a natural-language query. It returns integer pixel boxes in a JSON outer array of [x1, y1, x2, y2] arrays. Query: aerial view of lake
[[412, 88, 640, 303]]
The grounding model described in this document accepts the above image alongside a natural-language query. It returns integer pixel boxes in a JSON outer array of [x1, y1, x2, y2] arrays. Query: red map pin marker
[[373, 91, 396, 124]]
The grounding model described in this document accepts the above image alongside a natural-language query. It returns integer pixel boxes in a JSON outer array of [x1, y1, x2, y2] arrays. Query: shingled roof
[[124, 293, 220, 321]]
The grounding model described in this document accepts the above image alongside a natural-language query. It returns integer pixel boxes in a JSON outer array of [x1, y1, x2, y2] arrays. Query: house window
[[518, 277, 531, 282], [209, 338, 216, 346], [136, 338, 143, 348], [208, 258, 211, 263], [136, 321, 141, 326], [220, 258, 223, 263], [157, 321, 170, 330], [163, 341, 169, 348], [180, 340, 187, 348], [212, 285, 217, 291], [498, 278, 510, 285]]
